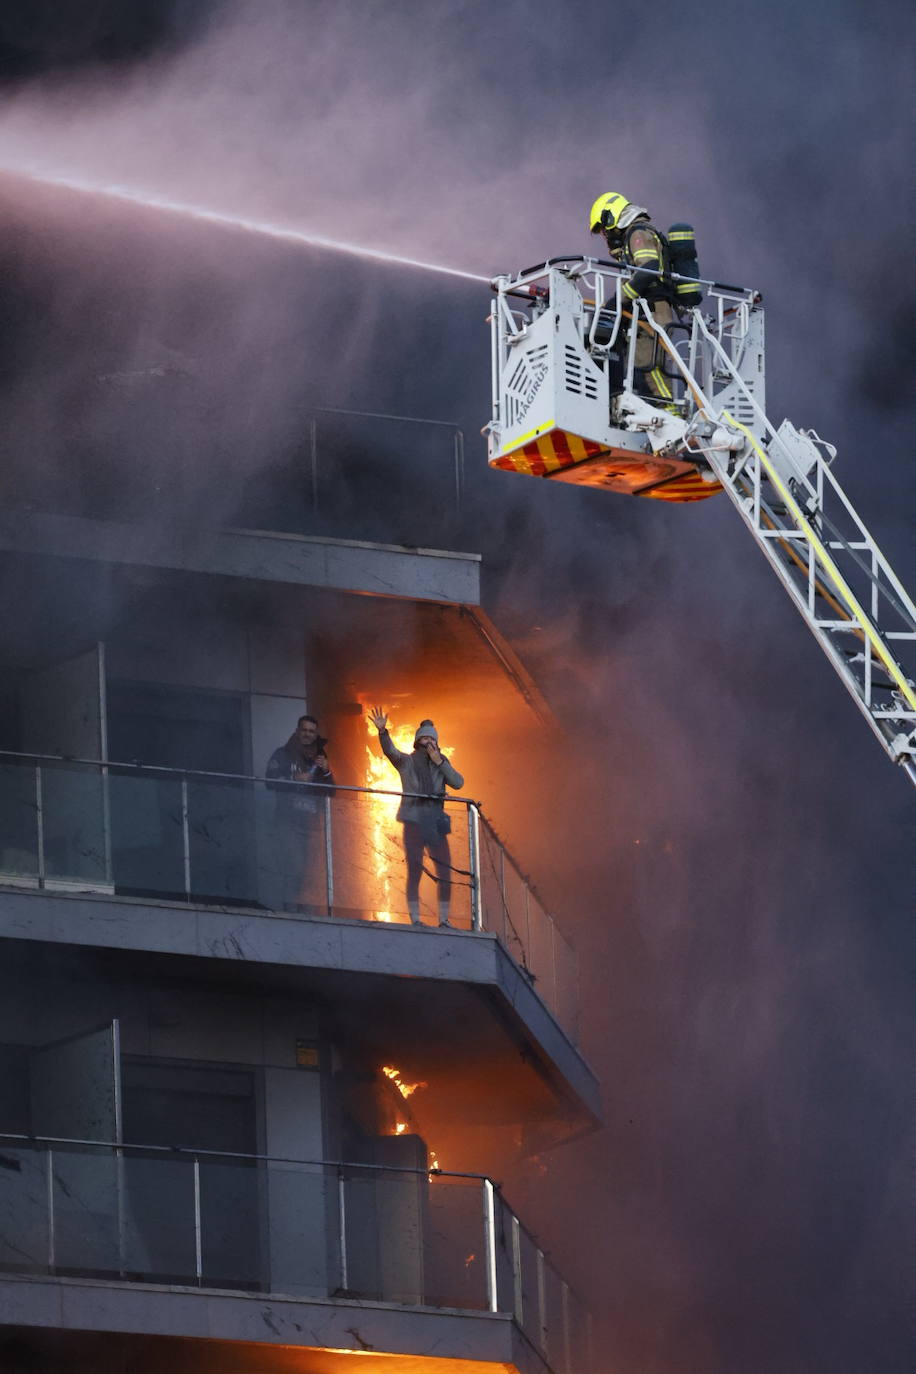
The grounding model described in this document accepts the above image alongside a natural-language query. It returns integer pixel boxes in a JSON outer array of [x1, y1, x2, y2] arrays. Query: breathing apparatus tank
[[667, 223, 703, 307]]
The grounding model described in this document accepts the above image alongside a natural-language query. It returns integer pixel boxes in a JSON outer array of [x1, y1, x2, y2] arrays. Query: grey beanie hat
[[414, 719, 438, 744]]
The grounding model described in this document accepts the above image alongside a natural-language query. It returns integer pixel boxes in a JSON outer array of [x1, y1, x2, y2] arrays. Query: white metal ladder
[[643, 298, 916, 787]]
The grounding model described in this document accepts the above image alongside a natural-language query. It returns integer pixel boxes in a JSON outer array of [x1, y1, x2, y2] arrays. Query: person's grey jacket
[[378, 730, 464, 829]]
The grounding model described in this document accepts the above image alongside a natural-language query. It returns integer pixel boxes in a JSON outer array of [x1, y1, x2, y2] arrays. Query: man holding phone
[[368, 709, 464, 927], [265, 714, 333, 911]]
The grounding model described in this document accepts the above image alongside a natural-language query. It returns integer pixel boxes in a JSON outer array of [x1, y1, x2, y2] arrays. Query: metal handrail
[[0, 749, 573, 928], [495, 253, 758, 305], [0, 1130, 485, 1179], [0, 1128, 591, 1358], [0, 750, 562, 926], [305, 406, 466, 521], [0, 749, 580, 1040], [313, 404, 463, 434], [0, 747, 478, 805]]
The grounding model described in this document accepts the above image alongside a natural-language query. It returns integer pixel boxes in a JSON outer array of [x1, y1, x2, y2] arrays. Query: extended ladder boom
[[487, 260, 916, 787], [660, 304, 916, 785]]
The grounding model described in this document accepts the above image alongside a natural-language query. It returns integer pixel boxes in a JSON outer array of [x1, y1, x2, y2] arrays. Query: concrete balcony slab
[[0, 886, 601, 1141], [0, 1274, 558, 1373], [0, 511, 481, 605]]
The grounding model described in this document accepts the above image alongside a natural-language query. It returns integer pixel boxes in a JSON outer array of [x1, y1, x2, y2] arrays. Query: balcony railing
[[4, 407, 471, 552], [0, 752, 579, 1042], [295, 407, 468, 549], [0, 1132, 591, 1374]]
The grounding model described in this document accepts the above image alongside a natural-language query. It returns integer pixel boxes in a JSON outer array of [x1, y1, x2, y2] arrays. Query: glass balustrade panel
[[500, 857, 531, 971], [185, 777, 259, 908], [424, 1174, 487, 1310], [493, 1194, 519, 1317], [121, 1152, 196, 1282], [255, 779, 330, 916], [543, 1260, 569, 1374], [51, 1144, 120, 1275], [262, 1160, 335, 1298], [326, 792, 471, 929], [478, 827, 508, 944], [327, 788, 408, 924], [566, 1284, 593, 1371], [41, 761, 108, 888], [554, 929, 580, 1045], [0, 1139, 591, 1345], [198, 1155, 262, 1289], [525, 892, 558, 1017], [109, 767, 185, 899], [0, 1142, 49, 1271], [0, 762, 39, 884], [516, 1223, 544, 1354]]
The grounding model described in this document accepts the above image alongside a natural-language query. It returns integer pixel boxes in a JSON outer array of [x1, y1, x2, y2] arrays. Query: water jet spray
[[4, 166, 490, 285]]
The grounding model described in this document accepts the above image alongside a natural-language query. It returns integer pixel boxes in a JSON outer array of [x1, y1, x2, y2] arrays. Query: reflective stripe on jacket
[[620, 222, 671, 303]]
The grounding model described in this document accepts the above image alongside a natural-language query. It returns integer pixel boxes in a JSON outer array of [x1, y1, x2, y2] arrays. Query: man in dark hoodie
[[368, 709, 464, 926], [265, 715, 333, 911]]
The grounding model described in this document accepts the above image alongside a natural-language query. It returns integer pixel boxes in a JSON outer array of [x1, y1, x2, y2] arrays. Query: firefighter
[[588, 192, 678, 407]]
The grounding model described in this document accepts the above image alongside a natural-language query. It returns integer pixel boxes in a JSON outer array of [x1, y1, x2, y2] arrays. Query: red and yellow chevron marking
[[490, 427, 722, 503], [491, 427, 603, 476], [641, 470, 722, 503]]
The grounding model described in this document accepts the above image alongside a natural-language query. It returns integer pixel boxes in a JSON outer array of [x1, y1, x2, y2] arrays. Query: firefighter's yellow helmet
[[589, 192, 630, 235], [588, 192, 648, 235]]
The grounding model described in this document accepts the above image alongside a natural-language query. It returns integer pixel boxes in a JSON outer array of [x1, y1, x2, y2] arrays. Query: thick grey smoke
[[0, 0, 718, 272], [0, 3, 914, 1372]]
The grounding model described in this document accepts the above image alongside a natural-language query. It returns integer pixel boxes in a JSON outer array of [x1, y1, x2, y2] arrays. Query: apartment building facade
[[0, 408, 601, 1374]]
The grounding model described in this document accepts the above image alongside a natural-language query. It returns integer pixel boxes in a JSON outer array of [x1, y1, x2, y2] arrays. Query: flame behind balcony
[[382, 1065, 428, 1099], [363, 715, 416, 922], [362, 715, 456, 925]]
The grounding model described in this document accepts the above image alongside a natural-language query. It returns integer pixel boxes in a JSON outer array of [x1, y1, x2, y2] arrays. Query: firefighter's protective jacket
[[619, 221, 670, 303], [616, 219, 704, 308]]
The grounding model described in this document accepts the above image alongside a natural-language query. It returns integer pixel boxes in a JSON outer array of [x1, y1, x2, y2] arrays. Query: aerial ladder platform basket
[[485, 257, 916, 786]]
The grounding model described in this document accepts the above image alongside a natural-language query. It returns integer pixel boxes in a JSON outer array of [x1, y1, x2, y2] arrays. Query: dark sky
[[0, 3, 914, 1372]]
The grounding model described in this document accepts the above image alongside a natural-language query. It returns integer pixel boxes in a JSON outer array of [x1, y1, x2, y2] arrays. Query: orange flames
[[364, 716, 417, 922], [381, 1064, 441, 1169], [363, 711, 456, 924], [382, 1065, 428, 1099]]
